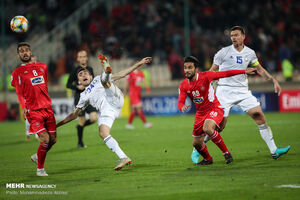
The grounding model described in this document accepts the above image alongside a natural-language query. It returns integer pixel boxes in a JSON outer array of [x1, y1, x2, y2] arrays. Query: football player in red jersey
[[124, 68, 152, 129], [178, 56, 256, 165], [11, 42, 57, 176]]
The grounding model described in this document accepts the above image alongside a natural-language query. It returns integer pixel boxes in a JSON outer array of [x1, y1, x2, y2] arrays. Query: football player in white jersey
[[57, 55, 152, 170], [191, 26, 290, 163]]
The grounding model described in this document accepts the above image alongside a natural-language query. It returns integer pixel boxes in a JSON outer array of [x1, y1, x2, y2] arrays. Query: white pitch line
[[275, 185, 300, 188]]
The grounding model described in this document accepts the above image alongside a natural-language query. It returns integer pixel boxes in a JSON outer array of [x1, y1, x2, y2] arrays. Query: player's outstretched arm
[[112, 57, 152, 81], [56, 108, 82, 128], [255, 64, 282, 96], [206, 68, 256, 82]]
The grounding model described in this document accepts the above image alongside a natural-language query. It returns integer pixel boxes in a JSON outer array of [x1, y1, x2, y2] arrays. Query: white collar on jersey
[[231, 44, 246, 53]]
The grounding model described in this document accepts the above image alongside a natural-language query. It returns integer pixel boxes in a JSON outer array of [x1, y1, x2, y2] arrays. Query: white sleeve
[[213, 48, 226, 66], [76, 92, 89, 110], [250, 50, 258, 65]]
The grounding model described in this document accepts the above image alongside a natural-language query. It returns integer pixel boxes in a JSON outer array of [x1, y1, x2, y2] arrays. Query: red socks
[[128, 112, 135, 124], [128, 111, 147, 124], [137, 111, 147, 123], [199, 143, 212, 161], [37, 142, 48, 169], [210, 130, 229, 154]]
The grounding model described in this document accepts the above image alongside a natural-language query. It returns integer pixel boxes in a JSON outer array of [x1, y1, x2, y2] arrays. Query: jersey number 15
[[236, 56, 243, 64]]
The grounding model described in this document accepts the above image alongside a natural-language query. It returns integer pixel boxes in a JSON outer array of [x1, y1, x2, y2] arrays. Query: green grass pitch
[[0, 113, 300, 200]]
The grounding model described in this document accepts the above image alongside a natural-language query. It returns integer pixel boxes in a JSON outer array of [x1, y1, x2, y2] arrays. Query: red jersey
[[127, 71, 145, 96], [11, 62, 52, 110], [178, 70, 245, 115]]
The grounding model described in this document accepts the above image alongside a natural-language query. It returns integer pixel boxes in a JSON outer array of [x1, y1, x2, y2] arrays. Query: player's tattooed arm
[[255, 64, 282, 96], [56, 108, 82, 127], [112, 57, 152, 81]]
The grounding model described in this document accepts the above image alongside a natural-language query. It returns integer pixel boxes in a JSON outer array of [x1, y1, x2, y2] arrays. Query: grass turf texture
[[0, 113, 300, 200]]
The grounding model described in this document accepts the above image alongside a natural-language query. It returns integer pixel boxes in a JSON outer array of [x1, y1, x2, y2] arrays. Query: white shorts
[[97, 100, 121, 128], [97, 86, 124, 128], [216, 85, 260, 117]]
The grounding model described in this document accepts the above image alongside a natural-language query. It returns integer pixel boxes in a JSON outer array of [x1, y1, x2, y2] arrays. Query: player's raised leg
[[247, 106, 290, 159], [98, 54, 112, 86]]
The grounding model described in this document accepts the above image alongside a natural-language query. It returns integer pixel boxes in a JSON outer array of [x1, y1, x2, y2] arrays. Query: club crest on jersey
[[31, 76, 44, 85], [193, 96, 204, 104]]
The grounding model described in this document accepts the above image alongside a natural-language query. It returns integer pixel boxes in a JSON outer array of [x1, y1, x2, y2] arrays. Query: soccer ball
[[10, 16, 28, 33]]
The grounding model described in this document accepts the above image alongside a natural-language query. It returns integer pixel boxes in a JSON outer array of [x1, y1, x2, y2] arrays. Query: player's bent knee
[[39, 132, 50, 143], [203, 127, 214, 135], [99, 125, 111, 139], [90, 116, 97, 123], [251, 112, 266, 124]]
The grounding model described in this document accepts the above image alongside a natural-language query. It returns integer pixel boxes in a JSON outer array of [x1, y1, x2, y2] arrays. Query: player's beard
[[186, 71, 196, 80], [20, 55, 31, 63]]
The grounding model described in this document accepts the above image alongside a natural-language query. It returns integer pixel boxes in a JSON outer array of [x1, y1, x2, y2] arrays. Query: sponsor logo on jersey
[[24, 71, 28, 73], [193, 96, 204, 104], [31, 76, 45, 85]]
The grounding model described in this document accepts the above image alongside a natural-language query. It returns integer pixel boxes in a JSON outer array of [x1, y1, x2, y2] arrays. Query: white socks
[[258, 124, 277, 154], [104, 135, 127, 159], [101, 71, 112, 84]]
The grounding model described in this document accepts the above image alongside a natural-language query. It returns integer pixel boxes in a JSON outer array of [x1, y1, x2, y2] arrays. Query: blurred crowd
[[75, 0, 300, 79], [5, 0, 300, 80]]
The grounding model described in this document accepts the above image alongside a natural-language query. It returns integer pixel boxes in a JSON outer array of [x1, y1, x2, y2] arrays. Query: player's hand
[[245, 67, 257, 75], [21, 108, 27, 120], [77, 84, 85, 90], [273, 79, 282, 96], [138, 57, 152, 65], [181, 105, 190, 113]]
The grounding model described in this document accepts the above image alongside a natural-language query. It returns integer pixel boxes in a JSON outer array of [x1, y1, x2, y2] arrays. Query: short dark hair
[[17, 42, 30, 53], [184, 56, 200, 68], [230, 26, 245, 35], [76, 67, 90, 75]]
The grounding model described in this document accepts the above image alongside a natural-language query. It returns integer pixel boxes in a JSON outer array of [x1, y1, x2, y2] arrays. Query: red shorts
[[130, 93, 142, 107], [26, 106, 56, 135], [192, 107, 224, 137]]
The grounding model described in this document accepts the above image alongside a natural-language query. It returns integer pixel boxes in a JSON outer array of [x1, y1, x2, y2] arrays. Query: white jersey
[[213, 45, 258, 87], [76, 76, 122, 111]]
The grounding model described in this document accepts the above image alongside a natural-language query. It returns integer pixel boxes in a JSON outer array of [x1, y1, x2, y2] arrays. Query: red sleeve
[[11, 70, 25, 108], [11, 70, 17, 87], [178, 82, 187, 111], [15, 86, 25, 109], [205, 70, 246, 82], [43, 64, 48, 82]]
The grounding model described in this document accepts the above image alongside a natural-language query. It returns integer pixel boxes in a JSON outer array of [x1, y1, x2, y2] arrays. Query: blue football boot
[[272, 146, 291, 159], [191, 148, 200, 164]]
